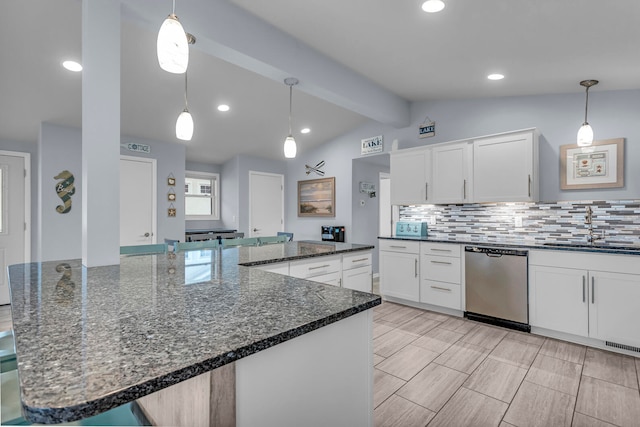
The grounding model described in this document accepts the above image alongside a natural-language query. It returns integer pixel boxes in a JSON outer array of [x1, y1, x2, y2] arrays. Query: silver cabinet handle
[[425, 182, 428, 200], [528, 175, 532, 197], [414, 259, 418, 278], [430, 260, 452, 265], [430, 285, 451, 292], [390, 245, 406, 249], [430, 248, 451, 252], [309, 264, 330, 270], [351, 258, 369, 263], [582, 276, 586, 302], [463, 179, 467, 199], [591, 276, 595, 304]]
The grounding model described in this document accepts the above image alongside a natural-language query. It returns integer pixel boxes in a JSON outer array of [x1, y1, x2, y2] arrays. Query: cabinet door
[[589, 271, 640, 347], [529, 265, 588, 336], [390, 149, 431, 205], [473, 131, 536, 202], [379, 251, 419, 301], [308, 271, 342, 287], [432, 142, 470, 204], [343, 266, 372, 293]]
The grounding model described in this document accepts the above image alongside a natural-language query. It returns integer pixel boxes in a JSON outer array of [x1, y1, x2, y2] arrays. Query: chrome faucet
[[585, 206, 604, 244]]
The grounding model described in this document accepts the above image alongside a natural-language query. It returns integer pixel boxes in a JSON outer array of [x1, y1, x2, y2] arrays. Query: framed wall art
[[298, 177, 335, 217], [560, 138, 624, 190]]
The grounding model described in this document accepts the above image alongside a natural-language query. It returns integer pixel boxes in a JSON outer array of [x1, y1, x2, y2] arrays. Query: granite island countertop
[[379, 235, 640, 256], [8, 241, 379, 424]]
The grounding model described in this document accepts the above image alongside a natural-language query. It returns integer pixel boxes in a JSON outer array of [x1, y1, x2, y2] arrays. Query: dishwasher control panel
[[464, 246, 528, 257]]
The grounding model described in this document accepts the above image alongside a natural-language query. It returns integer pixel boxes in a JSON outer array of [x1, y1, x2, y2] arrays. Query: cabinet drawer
[[420, 280, 461, 310], [421, 242, 461, 258], [307, 271, 341, 287], [379, 240, 420, 254], [289, 255, 341, 279], [421, 255, 461, 284], [343, 251, 372, 270]]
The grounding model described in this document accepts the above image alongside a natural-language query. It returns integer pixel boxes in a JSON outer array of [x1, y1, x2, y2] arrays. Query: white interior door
[[0, 153, 28, 305], [120, 156, 157, 246], [249, 171, 284, 237]]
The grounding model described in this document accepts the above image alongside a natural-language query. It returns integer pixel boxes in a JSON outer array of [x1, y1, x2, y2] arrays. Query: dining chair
[[120, 243, 168, 255], [174, 240, 220, 252], [258, 235, 289, 245], [221, 237, 259, 248], [276, 232, 294, 242]]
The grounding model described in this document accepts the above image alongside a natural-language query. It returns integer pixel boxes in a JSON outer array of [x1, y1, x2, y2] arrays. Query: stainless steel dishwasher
[[464, 246, 530, 332]]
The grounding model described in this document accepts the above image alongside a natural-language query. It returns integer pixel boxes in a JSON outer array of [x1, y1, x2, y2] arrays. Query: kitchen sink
[[541, 242, 637, 251]]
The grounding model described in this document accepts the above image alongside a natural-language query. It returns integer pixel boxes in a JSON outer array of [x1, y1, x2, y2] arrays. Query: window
[[185, 171, 219, 220]]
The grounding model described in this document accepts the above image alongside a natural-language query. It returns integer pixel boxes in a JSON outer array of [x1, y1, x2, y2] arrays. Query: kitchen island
[[8, 241, 379, 426]]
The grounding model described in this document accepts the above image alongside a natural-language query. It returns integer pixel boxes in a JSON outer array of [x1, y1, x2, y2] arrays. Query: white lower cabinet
[[379, 241, 420, 301], [419, 242, 462, 310], [589, 270, 640, 347], [529, 265, 589, 336], [529, 250, 640, 349], [255, 250, 372, 290], [343, 266, 372, 292]]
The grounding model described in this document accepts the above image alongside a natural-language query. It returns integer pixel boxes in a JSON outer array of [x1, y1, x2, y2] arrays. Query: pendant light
[[577, 79, 598, 147], [157, 0, 189, 74], [422, 0, 445, 13], [176, 71, 193, 141], [283, 78, 299, 158]]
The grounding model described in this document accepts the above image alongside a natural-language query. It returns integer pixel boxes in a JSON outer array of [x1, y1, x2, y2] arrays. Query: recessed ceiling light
[[421, 0, 445, 13], [217, 104, 230, 112], [487, 73, 505, 80], [62, 60, 82, 72], [300, 128, 310, 134]]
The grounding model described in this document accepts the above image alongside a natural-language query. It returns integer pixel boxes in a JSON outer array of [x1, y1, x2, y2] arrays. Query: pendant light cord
[[172, 0, 176, 14], [184, 71, 189, 110], [288, 85, 293, 136], [583, 86, 590, 124]]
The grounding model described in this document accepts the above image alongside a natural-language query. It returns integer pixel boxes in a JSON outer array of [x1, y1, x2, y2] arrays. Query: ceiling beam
[[121, 0, 410, 128]]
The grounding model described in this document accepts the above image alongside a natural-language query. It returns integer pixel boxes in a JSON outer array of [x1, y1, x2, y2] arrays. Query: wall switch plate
[[429, 215, 436, 225], [514, 216, 523, 228]]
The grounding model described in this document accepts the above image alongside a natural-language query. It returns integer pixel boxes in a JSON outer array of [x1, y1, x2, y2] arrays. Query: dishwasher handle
[[465, 246, 528, 257]]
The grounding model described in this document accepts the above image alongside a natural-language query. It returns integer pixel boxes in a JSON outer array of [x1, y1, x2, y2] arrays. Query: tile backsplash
[[399, 200, 640, 246]]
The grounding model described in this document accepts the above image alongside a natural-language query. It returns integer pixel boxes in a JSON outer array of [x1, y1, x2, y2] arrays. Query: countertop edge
[[378, 236, 640, 256], [239, 244, 375, 267], [22, 296, 381, 424]]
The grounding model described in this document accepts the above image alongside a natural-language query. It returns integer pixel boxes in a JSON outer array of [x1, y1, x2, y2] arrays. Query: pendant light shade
[[577, 124, 594, 147], [422, 0, 445, 13], [283, 78, 299, 159], [157, 8, 189, 73], [176, 109, 193, 141], [176, 71, 193, 141], [284, 135, 297, 158], [577, 79, 598, 147]]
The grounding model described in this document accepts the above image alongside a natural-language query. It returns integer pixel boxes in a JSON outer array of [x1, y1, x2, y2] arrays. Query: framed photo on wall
[[560, 138, 624, 190], [298, 177, 335, 217]]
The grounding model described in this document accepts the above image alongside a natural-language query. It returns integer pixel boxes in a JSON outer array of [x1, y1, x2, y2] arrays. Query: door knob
[[144, 232, 150, 237], [253, 228, 260, 232]]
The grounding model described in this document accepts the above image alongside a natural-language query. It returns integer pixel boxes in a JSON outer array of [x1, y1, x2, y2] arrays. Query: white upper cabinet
[[473, 130, 539, 202], [431, 142, 472, 204], [390, 148, 431, 205]]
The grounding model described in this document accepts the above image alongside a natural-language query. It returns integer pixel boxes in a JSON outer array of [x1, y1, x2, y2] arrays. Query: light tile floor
[[373, 301, 640, 427]]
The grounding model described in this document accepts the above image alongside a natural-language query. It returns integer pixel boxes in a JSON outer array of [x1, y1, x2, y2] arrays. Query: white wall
[[38, 123, 83, 261]]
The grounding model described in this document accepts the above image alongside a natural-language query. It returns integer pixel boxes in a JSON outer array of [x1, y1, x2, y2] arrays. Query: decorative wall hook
[[305, 160, 325, 176]]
